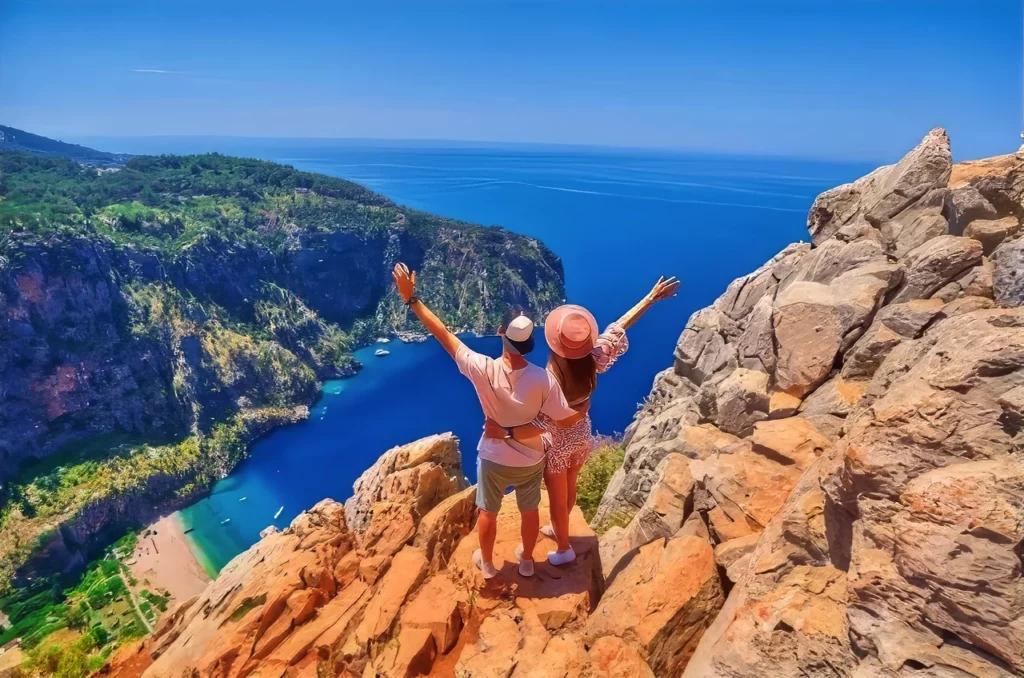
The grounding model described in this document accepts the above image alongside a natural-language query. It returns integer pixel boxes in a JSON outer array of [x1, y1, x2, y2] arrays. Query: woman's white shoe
[[547, 547, 576, 566], [540, 524, 556, 539]]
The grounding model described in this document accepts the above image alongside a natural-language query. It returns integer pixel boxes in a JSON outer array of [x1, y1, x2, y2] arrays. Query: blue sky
[[0, 1, 1020, 160]]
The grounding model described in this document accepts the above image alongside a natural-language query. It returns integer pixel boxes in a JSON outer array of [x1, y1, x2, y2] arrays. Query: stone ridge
[[105, 129, 1024, 677], [598, 128, 1024, 677]]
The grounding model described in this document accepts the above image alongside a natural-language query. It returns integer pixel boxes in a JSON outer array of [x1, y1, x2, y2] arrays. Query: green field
[[0, 532, 170, 676]]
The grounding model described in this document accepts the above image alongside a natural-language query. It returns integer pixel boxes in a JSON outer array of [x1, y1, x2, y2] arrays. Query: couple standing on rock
[[392, 262, 678, 579]]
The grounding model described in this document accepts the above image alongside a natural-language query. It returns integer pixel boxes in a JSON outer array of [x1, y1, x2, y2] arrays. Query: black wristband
[[404, 295, 420, 306]]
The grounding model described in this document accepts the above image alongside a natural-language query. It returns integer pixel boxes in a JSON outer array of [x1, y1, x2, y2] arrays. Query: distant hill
[[0, 124, 130, 167]]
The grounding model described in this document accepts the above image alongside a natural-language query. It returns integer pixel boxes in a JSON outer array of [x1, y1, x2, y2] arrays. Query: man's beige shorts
[[476, 458, 545, 513]]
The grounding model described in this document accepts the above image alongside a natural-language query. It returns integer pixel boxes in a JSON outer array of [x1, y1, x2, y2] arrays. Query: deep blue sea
[[83, 137, 871, 572]]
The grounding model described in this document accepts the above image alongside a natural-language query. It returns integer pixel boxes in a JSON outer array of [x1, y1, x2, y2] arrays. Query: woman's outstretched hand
[[649, 275, 680, 302], [392, 263, 417, 303], [618, 275, 680, 330]]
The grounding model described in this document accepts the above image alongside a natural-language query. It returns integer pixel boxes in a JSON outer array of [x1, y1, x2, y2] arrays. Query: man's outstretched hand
[[392, 262, 462, 357], [393, 263, 416, 303]]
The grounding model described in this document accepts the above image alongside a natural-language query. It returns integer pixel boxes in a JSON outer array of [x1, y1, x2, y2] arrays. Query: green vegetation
[[139, 590, 170, 614], [0, 149, 563, 335], [576, 443, 626, 524], [0, 150, 387, 243], [254, 283, 355, 374], [18, 634, 111, 678], [0, 124, 127, 168], [0, 408, 296, 594], [0, 532, 153, 676]]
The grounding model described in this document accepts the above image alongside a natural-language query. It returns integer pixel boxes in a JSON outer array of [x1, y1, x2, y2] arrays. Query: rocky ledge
[[105, 130, 1024, 677], [103, 433, 611, 677], [596, 128, 1024, 677]]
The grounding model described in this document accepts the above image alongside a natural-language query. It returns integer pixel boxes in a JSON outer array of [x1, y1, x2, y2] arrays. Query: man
[[392, 262, 579, 579]]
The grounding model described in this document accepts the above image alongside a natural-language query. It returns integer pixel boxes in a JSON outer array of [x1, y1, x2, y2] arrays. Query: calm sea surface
[[88, 138, 870, 572]]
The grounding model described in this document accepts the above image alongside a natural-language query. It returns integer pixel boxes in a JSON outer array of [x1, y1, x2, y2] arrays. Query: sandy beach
[[128, 513, 210, 604]]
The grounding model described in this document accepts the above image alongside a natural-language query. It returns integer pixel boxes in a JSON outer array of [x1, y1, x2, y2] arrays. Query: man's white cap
[[506, 314, 534, 342]]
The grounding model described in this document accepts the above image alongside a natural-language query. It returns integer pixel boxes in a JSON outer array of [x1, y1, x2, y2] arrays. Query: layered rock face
[[596, 129, 1024, 676], [107, 130, 1024, 677]]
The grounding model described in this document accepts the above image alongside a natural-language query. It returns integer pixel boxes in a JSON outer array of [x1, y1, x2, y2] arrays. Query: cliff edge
[[105, 130, 1024, 677]]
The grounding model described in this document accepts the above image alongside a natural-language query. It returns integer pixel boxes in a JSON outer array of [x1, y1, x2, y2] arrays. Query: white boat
[[221, 518, 231, 525], [375, 349, 390, 357], [238, 496, 247, 502], [378, 337, 391, 344], [274, 506, 284, 520]]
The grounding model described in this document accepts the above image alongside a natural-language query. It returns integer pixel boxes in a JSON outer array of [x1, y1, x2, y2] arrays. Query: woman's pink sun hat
[[545, 304, 599, 359]]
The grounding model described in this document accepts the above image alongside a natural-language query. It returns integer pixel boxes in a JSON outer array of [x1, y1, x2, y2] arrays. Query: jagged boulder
[[690, 444, 804, 543], [948, 152, 1024, 220], [964, 216, 1021, 255], [345, 432, 465, 534], [891, 235, 983, 303], [104, 435, 477, 678], [685, 309, 1024, 677], [597, 131, 1024, 678], [807, 128, 951, 246], [993, 236, 1024, 308], [599, 453, 693, 579], [773, 271, 892, 398], [597, 244, 811, 523], [945, 185, 999, 235], [713, 367, 770, 435], [587, 535, 724, 677]]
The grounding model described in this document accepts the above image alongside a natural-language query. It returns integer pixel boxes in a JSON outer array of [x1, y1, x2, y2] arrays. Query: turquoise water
[[178, 337, 488, 571], [151, 141, 872, 571]]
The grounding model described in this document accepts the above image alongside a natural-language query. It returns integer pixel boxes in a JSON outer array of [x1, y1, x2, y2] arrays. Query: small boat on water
[[274, 506, 284, 520], [375, 349, 390, 357], [378, 337, 391, 344], [183, 527, 194, 535], [238, 496, 247, 502], [221, 518, 231, 525]]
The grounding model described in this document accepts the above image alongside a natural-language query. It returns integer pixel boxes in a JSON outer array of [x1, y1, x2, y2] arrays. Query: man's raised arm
[[392, 262, 463, 358]]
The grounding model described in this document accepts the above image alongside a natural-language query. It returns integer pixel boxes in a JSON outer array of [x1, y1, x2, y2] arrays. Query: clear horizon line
[[66, 132, 885, 165]]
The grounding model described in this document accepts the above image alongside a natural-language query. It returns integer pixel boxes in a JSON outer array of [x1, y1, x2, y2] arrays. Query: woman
[[488, 275, 679, 566]]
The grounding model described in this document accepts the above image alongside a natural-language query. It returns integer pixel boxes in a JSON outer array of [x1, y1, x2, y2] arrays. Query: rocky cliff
[[596, 128, 1024, 677], [103, 130, 1024, 677], [0, 148, 565, 589]]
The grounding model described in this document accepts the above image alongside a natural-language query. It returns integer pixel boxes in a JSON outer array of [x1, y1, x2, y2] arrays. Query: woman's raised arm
[[615, 275, 680, 329]]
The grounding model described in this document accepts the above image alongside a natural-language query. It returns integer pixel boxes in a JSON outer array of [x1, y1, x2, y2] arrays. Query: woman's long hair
[[547, 351, 598, 406]]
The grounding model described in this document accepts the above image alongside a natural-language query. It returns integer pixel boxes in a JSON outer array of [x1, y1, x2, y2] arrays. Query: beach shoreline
[[128, 513, 211, 606]]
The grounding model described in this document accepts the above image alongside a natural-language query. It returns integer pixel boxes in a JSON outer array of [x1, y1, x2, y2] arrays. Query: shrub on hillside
[[576, 443, 624, 522]]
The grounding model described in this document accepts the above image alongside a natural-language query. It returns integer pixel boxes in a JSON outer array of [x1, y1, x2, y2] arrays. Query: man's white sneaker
[[473, 548, 499, 579], [514, 544, 536, 577], [540, 524, 556, 539], [548, 547, 576, 566]]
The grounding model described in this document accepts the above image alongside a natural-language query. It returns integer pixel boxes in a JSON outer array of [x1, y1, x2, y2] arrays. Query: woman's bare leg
[[567, 462, 583, 513], [544, 468, 571, 552]]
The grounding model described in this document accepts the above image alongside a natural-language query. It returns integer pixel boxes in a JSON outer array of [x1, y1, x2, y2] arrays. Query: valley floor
[[126, 515, 210, 607]]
